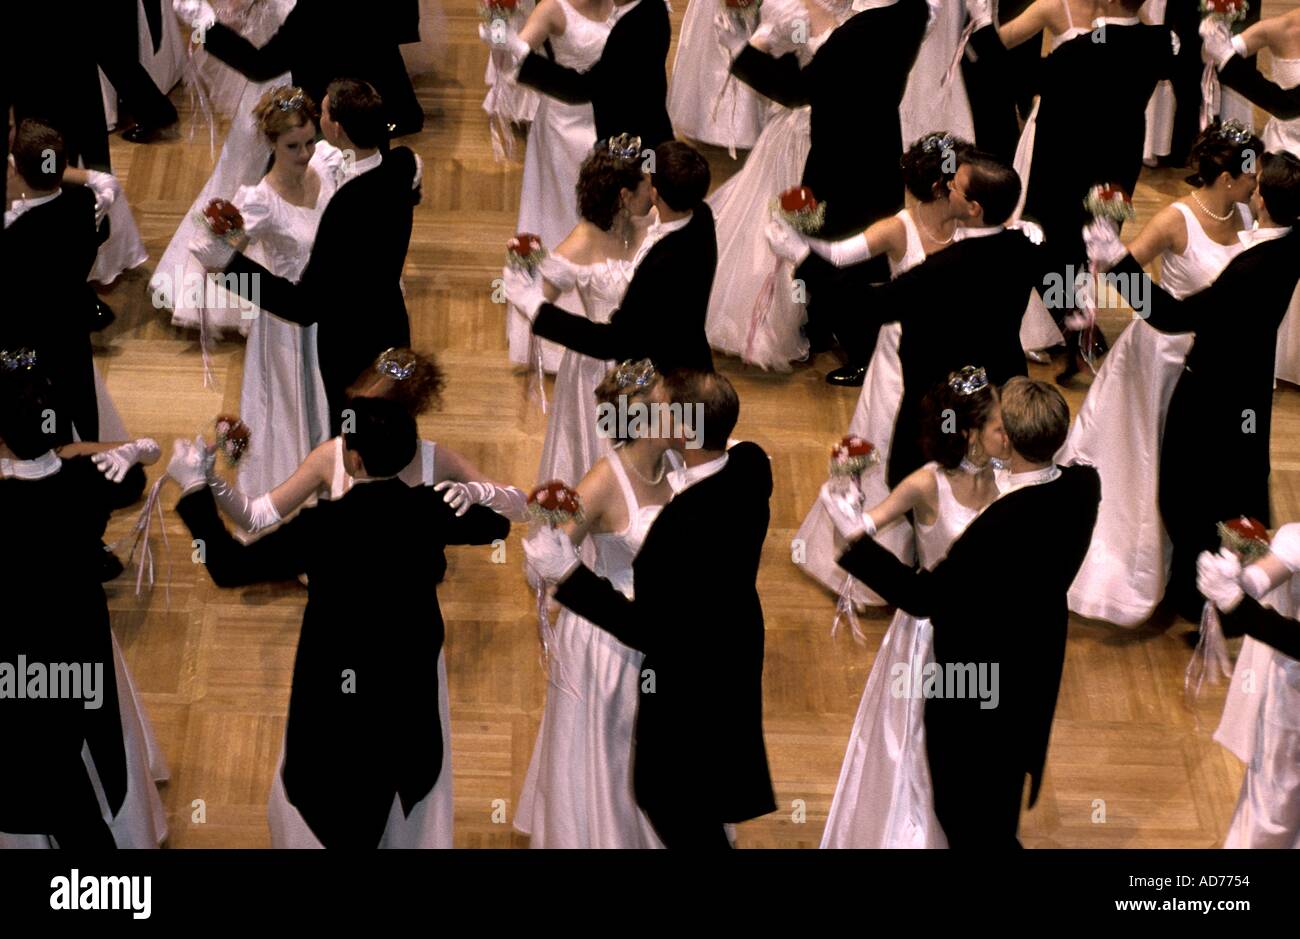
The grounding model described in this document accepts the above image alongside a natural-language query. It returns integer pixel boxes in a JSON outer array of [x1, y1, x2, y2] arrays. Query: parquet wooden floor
[[87, 1, 1300, 848]]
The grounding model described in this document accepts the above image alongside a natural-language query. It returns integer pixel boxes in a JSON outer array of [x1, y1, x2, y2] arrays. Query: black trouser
[[100, 0, 179, 131], [925, 721, 1025, 849], [641, 800, 732, 849], [797, 253, 890, 366]]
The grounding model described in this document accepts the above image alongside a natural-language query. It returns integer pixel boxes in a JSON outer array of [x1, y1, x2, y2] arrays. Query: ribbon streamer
[[1183, 601, 1233, 729], [743, 257, 782, 363], [943, 18, 977, 88], [112, 476, 174, 605], [525, 332, 548, 414], [1200, 63, 1220, 132]]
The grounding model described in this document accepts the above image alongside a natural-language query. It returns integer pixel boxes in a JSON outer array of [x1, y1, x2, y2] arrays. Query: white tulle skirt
[[1059, 319, 1194, 626], [821, 609, 946, 848], [267, 652, 454, 848], [668, 0, 766, 152], [514, 610, 662, 847], [793, 323, 914, 607], [705, 103, 811, 370]]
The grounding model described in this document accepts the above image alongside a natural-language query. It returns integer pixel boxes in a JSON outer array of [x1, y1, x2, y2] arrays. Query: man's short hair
[[12, 119, 66, 189], [999, 376, 1069, 463], [325, 79, 387, 150], [651, 141, 711, 212], [962, 151, 1022, 227], [341, 396, 417, 477], [664, 369, 737, 451], [1259, 151, 1300, 227]]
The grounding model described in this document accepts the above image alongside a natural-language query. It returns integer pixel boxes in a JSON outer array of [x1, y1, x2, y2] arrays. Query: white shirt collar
[[4, 189, 61, 228], [1238, 224, 1293, 247], [350, 151, 384, 178], [0, 450, 62, 480], [631, 208, 692, 268], [667, 451, 728, 494], [953, 223, 1002, 241], [995, 463, 1061, 496]]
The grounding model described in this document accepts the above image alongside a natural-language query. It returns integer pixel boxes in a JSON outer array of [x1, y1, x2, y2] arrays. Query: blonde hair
[[999, 376, 1069, 463], [251, 86, 319, 143]]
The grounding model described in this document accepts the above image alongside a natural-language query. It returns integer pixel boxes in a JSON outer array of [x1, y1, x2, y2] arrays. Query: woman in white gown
[[222, 86, 336, 497], [668, 0, 767, 154], [494, 0, 614, 373], [1234, 9, 1300, 384], [1062, 122, 1260, 627], [784, 133, 970, 606], [531, 145, 652, 491], [199, 348, 529, 848], [516, 361, 681, 847], [820, 367, 1008, 847]]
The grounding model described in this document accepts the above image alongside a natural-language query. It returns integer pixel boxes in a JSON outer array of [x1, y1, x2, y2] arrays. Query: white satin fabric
[[1264, 57, 1300, 387], [668, 0, 767, 152]]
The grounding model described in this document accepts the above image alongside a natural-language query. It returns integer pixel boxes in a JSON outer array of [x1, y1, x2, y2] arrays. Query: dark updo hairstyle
[[901, 131, 974, 203], [346, 347, 446, 417], [1185, 121, 1266, 188], [594, 359, 661, 445], [576, 145, 647, 231], [918, 368, 1000, 470]]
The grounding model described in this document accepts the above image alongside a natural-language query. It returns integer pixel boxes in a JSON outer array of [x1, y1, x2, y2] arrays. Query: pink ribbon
[[1183, 601, 1233, 729], [743, 258, 782, 363], [182, 44, 217, 162], [943, 19, 977, 89], [112, 476, 173, 605], [1200, 63, 1220, 132], [525, 333, 548, 414]]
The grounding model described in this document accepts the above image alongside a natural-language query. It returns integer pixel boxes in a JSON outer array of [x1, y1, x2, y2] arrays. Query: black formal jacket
[[1111, 231, 1300, 525], [1220, 54, 1300, 120], [730, 0, 928, 237], [554, 443, 776, 822], [870, 229, 1048, 486], [838, 464, 1100, 807], [516, 0, 674, 147], [1220, 595, 1300, 661], [202, 0, 417, 129], [223, 149, 419, 431], [0, 458, 146, 838], [176, 479, 510, 848], [2, 187, 108, 443], [531, 205, 717, 372]]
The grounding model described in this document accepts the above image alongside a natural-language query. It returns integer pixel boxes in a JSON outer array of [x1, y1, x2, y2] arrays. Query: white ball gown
[[535, 253, 631, 490], [150, 0, 297, 335], [266, 437, 456, 847], [231, 147, 339, 497], [506, 0, 612, 373], [896, 0, 975, 147], [1213, 577, 1300, 848], [791, 209, 928, 606], [820, 463, 981, 848], [1060, 201, 1251, 626], [668, 0, 767, 153], [514, 450, 677, 847], [1264, 56, 1300, 386]]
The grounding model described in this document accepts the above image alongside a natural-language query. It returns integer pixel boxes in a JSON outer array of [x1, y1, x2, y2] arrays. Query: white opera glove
[[764, 218, 811, 265], [1197, 548, 1244, 613], [502, 265, 545, 321], [806, 231, 874, 268], [1269, 523, 1300, 572], [91, 438, 161, 483], [167, 436, 209, 495], [173, 0, 216, 30], [83, 170, 119, 226], [818, 481, 877, 543], [523, 526, 580, 584], [433, 480, 530, 522], [189, 224, 236, 271], [1083, 217, 1126, 270], [1009, 218, 1045, 245], [1242, 564, 1274, 599], [713, 12, 751, 55], [206, 475, 282, 533], [1198, 17, 1236, 69], [965, 0, 993, 30]]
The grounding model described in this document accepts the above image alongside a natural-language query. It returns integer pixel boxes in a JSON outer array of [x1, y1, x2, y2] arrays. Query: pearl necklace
[[916, 208, 956, 246], [620, 449, 665, 486], [1190, 191, 1234, 223]]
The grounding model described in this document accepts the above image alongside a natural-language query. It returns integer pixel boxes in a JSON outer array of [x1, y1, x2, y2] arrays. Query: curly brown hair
[[252, 85, 319, 143], [576, 147, 646, 231], [346, 348, 446, 417]]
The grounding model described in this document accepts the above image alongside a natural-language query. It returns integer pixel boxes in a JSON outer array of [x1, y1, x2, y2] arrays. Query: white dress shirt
[[631, 208, 692, 269], [0, 450, 62, 480], [1237, 225, 1293, 248], [4, 189, 61, 229], [667, 451, 729, 494], [952, 223, 1003, 243], [995, 463, 1061, 496]]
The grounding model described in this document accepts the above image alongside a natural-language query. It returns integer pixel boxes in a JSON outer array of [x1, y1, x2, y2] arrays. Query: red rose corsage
[[528, 480, 584, 527], [1082, 184, 1136, 223], [774, 186, 826, 234], [213, 415, 251, 468], [1217, 516, 1270, 562]]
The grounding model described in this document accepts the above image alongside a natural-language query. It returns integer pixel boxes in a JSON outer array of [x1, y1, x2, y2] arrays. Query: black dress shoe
[[826, 365, 866, 387], [90, 298, 116, 332], [121, 122, 177, 144]]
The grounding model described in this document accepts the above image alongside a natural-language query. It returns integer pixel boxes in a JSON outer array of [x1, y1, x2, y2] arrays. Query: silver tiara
[[275, 88, 308, 112], [949, 365, 989, 396], [614, 359, 657, 390], [606, 133, 642, 162], [375, 348, 417, 381], [1214, 119, 1253, 146], [920, 131, 955, 155], [0, 348, 37, 372]]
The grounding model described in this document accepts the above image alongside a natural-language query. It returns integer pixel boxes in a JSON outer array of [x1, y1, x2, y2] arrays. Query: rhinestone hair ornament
[[1213, 119, 1253, 146], [275, 88, 309, 112], [949, 365, 989, 396], [919, 131, 955, 155], [606, 133, 643, 162], [614, 359, 657, 390], [0, 348, 38, 372], [375, 348, 417, 381]]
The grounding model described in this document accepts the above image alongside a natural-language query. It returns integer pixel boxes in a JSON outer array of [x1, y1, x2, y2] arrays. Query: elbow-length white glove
[[202, 449, 282, 532], [92, 438, 160, 483], [433, 480, 530, 522]]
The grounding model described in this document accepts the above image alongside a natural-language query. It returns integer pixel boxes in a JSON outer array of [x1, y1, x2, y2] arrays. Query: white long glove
[[433, 480, 530, 522], [173, 0, 216, 30], [166, 436, 209, 495], [965, 0, 993, 30], [83, 170, 119, 226], [767, 216, 873, 268], [1243, 522, 1300, 597], [91, 438, 160, 483], [1196, 548, 1244, 613], [189, 224, 236, 271], [502, 266, 545, 321], [1198, 17, 1241, 69], [523, 526, 580, 584], [764, 218, 811, 264], [1008, 218, 1045, 245], [713, 11, 752, 55], [818, 481, 877, 543], [806, 231, 874, 268], [201, 449, 282, 532], [1083, 217, 1127, 270]]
